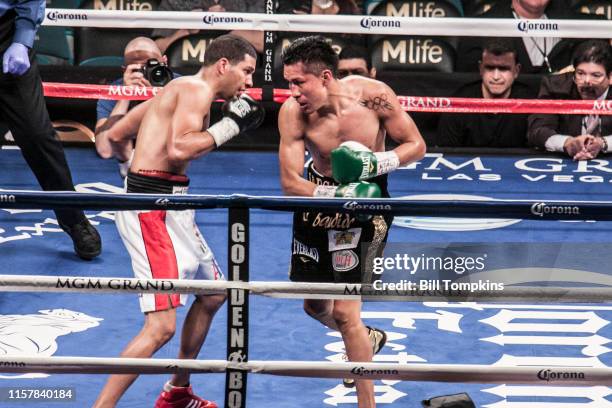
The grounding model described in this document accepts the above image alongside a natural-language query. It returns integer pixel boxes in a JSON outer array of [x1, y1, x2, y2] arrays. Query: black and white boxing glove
[[207, 94, 265, 147]]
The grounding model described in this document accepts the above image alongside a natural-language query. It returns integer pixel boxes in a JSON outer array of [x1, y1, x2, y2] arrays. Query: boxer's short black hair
[[204, 34, 257, 66], [282, 35, 339, 77]]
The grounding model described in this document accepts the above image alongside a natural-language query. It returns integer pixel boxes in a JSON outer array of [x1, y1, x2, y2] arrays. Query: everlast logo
[[530, 202, 580, 217], [351, 366, 399, 376], [517, 20, 558, 33], [203, 14, 245, 25], [46, 11, 87, 21], [0, 194, 15, 203], [94, 0, 153, 11], [382, 39, 443, 64], [56, 277, 175, 291], [360, 17, 401, 29], [343, 201, 391, 211], [386, 1, 446, 17], [537, 369, 585, 382]]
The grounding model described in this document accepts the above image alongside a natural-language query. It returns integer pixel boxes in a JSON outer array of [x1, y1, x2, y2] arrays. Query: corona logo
[[46, 11, 87, 21], [517, 20, 558, 33], [530, 202, 580, 217], [360, 17, 401, 29], [203, 14, 245, 25]]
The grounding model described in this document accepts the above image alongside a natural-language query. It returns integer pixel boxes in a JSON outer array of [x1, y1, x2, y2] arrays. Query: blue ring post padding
[[1, 190, 611, 220]]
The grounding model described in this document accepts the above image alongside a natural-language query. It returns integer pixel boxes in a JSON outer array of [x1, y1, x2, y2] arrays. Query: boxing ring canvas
[[0, 145, 611, 407]]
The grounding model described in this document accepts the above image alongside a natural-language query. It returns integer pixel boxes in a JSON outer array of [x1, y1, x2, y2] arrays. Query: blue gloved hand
[[2, 43, 30, 75]]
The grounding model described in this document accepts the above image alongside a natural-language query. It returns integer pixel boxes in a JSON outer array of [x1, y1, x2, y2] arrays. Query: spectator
[[152, 0, 265, 53], [528, 40, 612, 160], [456, 0, 589, 74], [277, 0, 365, 47], [95, 37, 178, 177], [437, 39, 535, 147], [278, 0, 362, 15], [338, 44, 376, 78], [0, 0, 101, 260]]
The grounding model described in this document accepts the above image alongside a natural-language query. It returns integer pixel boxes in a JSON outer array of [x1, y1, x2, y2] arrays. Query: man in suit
[[528, 40, 612, 160], [437, 39, 536, 147], [456, 0, 590, 74], [0, 0, 101, 259]]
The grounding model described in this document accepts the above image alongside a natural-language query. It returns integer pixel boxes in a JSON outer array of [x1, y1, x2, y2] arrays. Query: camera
[[139, 59, 173, 87]]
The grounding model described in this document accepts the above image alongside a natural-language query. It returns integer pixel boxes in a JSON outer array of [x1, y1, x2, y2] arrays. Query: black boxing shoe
[[59, 218, 101, 260]]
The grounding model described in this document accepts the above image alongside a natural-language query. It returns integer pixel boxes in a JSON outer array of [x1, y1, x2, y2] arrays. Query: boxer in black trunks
[[278, 36, 426, 407]]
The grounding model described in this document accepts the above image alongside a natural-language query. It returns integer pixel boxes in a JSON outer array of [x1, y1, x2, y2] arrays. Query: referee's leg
[[0, 56, 101, 260]]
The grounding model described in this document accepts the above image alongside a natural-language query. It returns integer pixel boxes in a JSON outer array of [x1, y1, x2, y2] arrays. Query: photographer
[[95, 36, 177, 177]]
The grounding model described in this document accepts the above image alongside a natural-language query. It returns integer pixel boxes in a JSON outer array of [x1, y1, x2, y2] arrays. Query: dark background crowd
[[2, 0, 612, 159]]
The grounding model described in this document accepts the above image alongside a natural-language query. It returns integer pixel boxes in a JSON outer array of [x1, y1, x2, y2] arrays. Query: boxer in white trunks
[[92, 34, 265, 408]]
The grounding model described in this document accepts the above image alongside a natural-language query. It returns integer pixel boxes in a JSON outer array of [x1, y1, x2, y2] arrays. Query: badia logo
[[517, 20, 558, 33], [360, 17, 401, 30], [537, 369, 585, 382], [202, 14, 245, 25], [46, 11, 88, 21], [530, 202, 580, 217]]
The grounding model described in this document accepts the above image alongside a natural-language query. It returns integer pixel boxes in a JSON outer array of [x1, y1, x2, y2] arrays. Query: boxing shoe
[[58, 218, 101, 260], [154, 383, 218, 408], [342, 326, 387, 388]]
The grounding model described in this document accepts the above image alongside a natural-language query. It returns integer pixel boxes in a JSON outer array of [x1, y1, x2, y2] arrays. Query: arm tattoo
[[360, 93, 393, 112]]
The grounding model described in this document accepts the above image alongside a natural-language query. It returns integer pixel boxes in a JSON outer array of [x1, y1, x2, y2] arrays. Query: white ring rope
[[1, 274, 610, 301], [1, 356, 610, 385], [42, 9, 612, 39]]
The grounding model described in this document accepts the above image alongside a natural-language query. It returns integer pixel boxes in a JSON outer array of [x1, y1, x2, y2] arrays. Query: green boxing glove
[[313, 181, 382, 221], [313, 181, 381, 199], [331, 141, 400, 184]]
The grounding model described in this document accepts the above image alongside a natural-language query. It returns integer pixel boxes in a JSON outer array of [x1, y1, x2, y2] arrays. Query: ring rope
[[41, 83, 612, 116], [1, 356, 610, 386], [1, 275, 610, 301], [41, 9, 612, 39], [1, 190, 611, 220], [0, 275, 612, 303]]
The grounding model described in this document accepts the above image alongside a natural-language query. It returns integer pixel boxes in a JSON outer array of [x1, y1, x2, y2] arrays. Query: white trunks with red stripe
[[115, 171, 224, 313]]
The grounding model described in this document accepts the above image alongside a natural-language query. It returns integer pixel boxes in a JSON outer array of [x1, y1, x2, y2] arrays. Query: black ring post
[[225, 207, 249, 408]]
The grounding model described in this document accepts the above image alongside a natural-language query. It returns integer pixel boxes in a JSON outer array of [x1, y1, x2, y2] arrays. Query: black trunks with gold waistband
[[126, 170, 189, 194], [289, 161, 394, 284]]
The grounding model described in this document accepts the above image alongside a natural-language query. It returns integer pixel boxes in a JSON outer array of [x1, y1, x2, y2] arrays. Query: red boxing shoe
[[154, 384, 218, 408]]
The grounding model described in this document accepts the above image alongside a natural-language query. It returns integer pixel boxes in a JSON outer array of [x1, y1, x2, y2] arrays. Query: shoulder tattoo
[[360, 93, 393, 112]]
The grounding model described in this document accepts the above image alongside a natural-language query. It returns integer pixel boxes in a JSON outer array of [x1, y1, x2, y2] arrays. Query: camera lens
[[142, 59, 173, 87]]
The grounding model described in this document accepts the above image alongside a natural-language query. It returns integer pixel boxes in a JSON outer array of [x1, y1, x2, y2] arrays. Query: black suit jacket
[[436, 80, 536, 147], [527, 72, 612, 148], [455, 0, 593, 74]]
